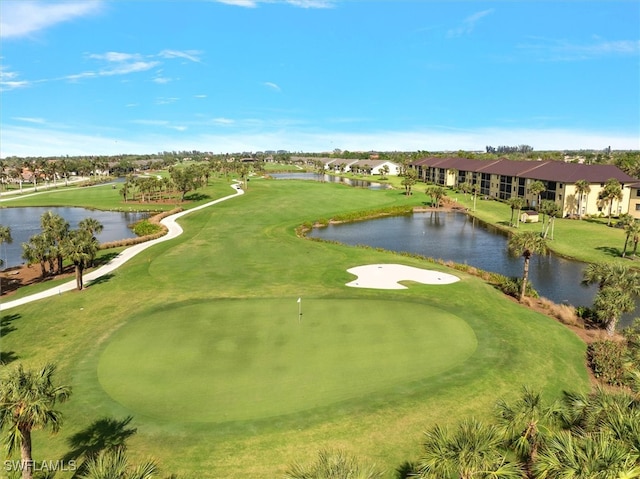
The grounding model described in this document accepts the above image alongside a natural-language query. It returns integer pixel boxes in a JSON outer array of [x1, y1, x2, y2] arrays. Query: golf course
[[1, 176, 589, 478]]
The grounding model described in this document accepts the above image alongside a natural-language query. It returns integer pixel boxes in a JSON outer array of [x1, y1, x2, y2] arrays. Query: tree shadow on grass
[[93, 252, 120, 268], [184, 192, 211, 201], [0, 351, 18, 365], [595, 246, 623, 258], [0, 313, 20, 337], [63, 416, 137, 475], [86, 273, 115, 288]]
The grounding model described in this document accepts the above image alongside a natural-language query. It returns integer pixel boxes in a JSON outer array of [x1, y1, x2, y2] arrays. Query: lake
[[308, 210, 614, 317], [0, 207, 150, 269]]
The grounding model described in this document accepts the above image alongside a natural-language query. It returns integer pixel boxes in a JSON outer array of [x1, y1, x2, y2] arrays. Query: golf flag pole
[[297, 297, 302, 323]]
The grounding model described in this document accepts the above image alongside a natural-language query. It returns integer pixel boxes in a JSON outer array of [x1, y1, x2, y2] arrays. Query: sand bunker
[[346, 264, 460, 290]]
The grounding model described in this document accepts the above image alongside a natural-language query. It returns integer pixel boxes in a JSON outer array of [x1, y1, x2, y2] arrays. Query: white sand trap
[[346, 264, 460, 289]]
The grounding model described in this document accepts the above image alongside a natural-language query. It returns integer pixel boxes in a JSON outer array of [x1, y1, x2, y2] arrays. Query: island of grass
[[1, 177, 589, 478]]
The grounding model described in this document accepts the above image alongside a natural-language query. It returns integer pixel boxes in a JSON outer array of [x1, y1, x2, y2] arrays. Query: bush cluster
[[99, 208, 182, 250]]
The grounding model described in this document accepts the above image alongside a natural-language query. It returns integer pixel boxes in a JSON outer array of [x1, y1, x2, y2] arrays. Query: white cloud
[[212, 0, 334, 8], [12, 117, 46, 124], [0, 65, 31, 91], [153, 77, 172, 84], [215, 0, 258, 6], [88, 52, 141, 62], [195, 94, 208, 99], [264, 81, 282, 92], [0, 1, 103, 39], [159, 50, 203, 63], [447, 9, 494, 38], [519, 37, 640, 61]]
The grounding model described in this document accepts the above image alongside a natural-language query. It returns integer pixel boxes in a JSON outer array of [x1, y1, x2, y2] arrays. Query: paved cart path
[[1, 183, 244, 311]]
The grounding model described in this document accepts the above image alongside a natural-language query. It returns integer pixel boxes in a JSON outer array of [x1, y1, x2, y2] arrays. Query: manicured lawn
[[1, 178, 589, 478], [97, 298, 477, 423], [449, 189, 630, 265]]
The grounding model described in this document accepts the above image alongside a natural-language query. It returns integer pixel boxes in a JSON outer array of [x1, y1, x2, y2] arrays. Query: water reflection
[[271, 173, 391, 190], [0, 206, 150, 269]]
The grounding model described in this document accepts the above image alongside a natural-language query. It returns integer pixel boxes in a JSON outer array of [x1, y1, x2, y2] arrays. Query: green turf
[[97, 298, 476, 423], [1, 178, 590, 478]]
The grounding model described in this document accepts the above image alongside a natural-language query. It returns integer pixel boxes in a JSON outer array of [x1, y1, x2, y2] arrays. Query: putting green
[[97, 298, 477, 423]]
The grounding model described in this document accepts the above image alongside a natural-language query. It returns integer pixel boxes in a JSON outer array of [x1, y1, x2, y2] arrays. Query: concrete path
[[0, 183, 244, 311]]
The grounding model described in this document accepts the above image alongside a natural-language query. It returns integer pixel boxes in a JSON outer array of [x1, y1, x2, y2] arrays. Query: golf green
[[97, 298, 477, 423]]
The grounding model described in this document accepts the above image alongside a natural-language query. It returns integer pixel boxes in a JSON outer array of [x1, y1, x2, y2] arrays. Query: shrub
[[133, 219, 162, 236], [587, 340, 628, 386]]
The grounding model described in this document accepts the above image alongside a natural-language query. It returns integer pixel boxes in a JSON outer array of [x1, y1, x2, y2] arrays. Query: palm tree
[[80, 447, 157, 479], [529, 181, 546, 211], [402, 168, 417, 196], [0, 225, 12, 268], [41, 211, 70, 274], [21, 233, 51, 278], [495, 386, 555, 477], [62, 229, 100, 290], [574, 179, 591, 219], [0, 363, 71, 479], [619, 215, 640, 257], [533, 430, 639, 479], [508, 231, 548, 302], [582, 263, 640, 335], [285, 449, 383, 479], [601, 178, 624, 226], [416, 418, 523, 479], [540, 202, 562, 240], [508, 197, 526, 227], [594, 286, 635, 336]]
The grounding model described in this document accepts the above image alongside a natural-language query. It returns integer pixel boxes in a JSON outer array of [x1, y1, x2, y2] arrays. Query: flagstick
[[298, 297, 302, 323]]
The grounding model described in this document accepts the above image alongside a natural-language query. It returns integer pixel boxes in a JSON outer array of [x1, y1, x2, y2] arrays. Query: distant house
[[411, 157, 640, 219], [520, 210, 539, 223], [348, 160, 400, 176]]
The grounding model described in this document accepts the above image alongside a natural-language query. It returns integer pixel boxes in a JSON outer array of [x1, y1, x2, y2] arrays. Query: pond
[[307, 210, 635, 326], [270, 172, 391, 190], [0, 207, 150, 269]]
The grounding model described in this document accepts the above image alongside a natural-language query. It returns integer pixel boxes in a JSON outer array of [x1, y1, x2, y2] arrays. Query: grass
[[96, 298, 477, 423], [443, 189, 631, 265], [1, 177, 589, 478]]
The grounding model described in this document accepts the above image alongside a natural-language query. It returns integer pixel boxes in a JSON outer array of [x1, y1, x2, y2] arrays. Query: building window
[[635, 204, 640, 211], [636, 189, 640, 197]]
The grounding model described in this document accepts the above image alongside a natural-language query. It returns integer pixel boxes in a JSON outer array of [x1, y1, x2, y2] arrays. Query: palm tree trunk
[[520, 256, 530, 302], [606, 317, 617, 336], [623, 233, 631, 257], [75, 264, 84, 290], [19, 426, 33, 479]]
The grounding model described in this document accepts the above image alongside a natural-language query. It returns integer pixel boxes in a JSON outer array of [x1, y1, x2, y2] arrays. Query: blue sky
[[1, 0, 639, 157]]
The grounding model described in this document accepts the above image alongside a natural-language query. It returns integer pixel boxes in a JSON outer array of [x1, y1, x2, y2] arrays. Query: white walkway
[[0, 183, 244, 311]]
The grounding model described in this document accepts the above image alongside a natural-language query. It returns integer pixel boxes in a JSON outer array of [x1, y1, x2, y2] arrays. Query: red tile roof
[[411, 157, 638, 185]]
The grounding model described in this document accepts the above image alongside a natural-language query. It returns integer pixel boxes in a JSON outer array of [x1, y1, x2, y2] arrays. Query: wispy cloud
[[212, 0, 334, 8], [0, 65, 31, 91], [159, 49, 203, 63], [194, 94, 208, 99], [264, 82, 282, 92], [447, 9, 494, 38], [519, 37, 640, 61], [0, 1, 103, 39], [156, 97, 180, 105], [13, 117, 46, 124]]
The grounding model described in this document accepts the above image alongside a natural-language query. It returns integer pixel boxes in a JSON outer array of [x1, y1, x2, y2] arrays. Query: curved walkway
[[0, 183, 244, 311]]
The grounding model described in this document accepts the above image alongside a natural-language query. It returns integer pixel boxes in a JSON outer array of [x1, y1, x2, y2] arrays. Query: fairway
[[97, 298, 477, 423]]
